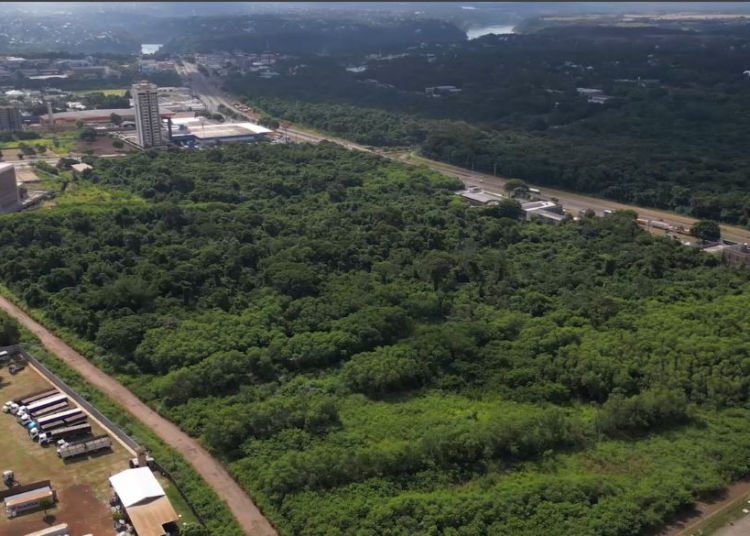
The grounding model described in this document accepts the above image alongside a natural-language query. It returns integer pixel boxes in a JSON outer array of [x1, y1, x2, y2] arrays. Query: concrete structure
[[0, 105, 22, 131], [70, 163, 93, 175], [426, 85, 462, 96], [133, 81, 164, 148], [24, 523, 70, 536], [171, 121, 273, 146], [457, 186, 505, 206], [109, 467, 179, 536], [0, 163, 21, 213]]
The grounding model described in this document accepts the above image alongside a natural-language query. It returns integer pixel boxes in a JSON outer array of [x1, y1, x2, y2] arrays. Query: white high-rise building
[[132, 81, 164, 148]]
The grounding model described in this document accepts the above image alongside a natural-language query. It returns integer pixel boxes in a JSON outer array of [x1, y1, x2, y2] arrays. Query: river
[[466, 25, 515, 39], [141, 44, 163, 55]]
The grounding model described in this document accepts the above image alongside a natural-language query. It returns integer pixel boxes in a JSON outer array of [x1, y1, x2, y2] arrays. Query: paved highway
[[176, 63, 750, 244]]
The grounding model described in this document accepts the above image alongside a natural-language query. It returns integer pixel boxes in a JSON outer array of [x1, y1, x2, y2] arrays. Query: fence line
[[153, 460, 208, 527], [14, 346, 141, 453]]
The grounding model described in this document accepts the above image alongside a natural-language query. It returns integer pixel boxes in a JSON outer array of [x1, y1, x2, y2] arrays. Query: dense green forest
[[226, 25, 750, 225], [163, 15, 465, 55], [4, 144, 750, 534]]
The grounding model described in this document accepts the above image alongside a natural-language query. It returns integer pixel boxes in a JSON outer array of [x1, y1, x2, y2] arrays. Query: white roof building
[[109, 467, 179, 536], [109, 467, 166, 508]]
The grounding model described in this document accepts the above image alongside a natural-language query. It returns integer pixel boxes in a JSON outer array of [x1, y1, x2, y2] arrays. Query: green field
[[0, 132, 79, 155], [73, 89, 127, 97]]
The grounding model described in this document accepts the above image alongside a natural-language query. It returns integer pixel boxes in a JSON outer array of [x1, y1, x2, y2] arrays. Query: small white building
[[458, 186, 505, 206]]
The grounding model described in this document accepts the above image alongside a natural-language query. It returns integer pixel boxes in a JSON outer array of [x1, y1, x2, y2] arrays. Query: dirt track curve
[[0, 295, 276, 536]]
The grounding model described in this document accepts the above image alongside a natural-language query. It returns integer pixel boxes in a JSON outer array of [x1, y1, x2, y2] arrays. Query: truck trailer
[[26, 408, 82, 431], [17, 401, 69, 424], [30, 413, 87, 438], [38, 423, 92, 445], [5, 486, 56, 518], [56, 435, 111, 460], [3, 389, 58, 414], [650, 220, 673, 231], [16, 394, 68, 419]]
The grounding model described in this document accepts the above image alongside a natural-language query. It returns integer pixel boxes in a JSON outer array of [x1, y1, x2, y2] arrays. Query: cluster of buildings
[[576, 87, 614, 104], [125, 81, 272, 149], [139, 59, 176, 75], [458, 186, 567, 225], [155, 86, 206, 114], [194, 51, 286, 77], [0, 55, 121, 82]]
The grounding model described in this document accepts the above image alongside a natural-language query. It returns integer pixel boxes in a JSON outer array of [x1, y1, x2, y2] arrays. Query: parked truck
[[650, 220, 673, 231], [56, 435, 110, 460], [15, 394, 67, 420], [38, 423, 91, 446], [25, 408, 82, 431], [29, 414, 87, 439], [17, 401, 70, 424], [3, 389, 58, 414]]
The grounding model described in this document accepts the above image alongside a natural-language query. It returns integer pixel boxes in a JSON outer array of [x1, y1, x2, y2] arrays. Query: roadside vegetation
[[0, 144, 750, 534]]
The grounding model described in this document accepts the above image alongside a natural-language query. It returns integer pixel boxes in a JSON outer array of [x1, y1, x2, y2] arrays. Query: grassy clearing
[[53, 183, 147, 209], [73, 89, 127, 97]]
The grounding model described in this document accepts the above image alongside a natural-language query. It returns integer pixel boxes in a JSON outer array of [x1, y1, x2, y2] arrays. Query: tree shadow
[[43, 513, 57, 525]]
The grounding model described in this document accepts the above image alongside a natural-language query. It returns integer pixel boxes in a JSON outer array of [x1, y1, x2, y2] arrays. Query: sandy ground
[[0, 296, 278, 536], [712, 510, 750, 536]]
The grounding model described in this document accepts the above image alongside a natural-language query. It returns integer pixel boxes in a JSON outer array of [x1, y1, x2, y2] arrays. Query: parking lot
[[0, 361, 133, 536]]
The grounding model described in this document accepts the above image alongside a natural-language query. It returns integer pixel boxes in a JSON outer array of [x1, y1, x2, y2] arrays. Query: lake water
[[141, 44, 163, 55], [466, 25, 515, 40]]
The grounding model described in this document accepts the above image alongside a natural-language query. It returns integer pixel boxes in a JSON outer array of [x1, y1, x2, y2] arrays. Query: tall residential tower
[[132, 81, 164, 148]]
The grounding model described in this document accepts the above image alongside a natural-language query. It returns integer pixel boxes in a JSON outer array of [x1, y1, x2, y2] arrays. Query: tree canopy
[[2, 143, 750, 535]]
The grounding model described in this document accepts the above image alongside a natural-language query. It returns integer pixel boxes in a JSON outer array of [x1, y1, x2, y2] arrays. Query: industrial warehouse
[[169, 118, 273, 146]]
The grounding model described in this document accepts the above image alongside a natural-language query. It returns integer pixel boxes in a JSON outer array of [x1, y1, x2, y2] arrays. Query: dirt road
[[0, 295, 277, 536], [655, 479, 750, 536]]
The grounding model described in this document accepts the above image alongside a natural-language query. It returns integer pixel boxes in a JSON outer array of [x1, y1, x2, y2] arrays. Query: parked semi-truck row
[[56, 435, 111, 460], [29, 414, 87, 439], [3, 389, 58, 414]]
